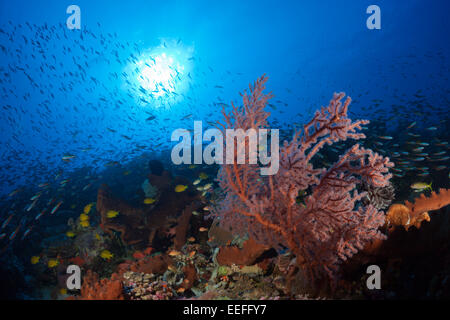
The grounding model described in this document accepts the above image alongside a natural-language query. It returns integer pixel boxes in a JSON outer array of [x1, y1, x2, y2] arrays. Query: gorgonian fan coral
[[209, 75, 394, 286]]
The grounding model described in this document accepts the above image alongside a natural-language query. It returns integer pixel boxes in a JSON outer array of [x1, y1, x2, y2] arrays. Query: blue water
[[1, 0, 448, 194], [0, 0, 449, 299]]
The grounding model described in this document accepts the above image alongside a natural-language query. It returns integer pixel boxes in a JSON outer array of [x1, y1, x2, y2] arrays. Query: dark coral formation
[[97, 168, 200, 248], [97, 184, 146, 245], [216, 238, 270, 266]]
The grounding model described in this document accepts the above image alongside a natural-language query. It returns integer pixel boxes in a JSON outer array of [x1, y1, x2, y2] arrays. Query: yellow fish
[[199, 172, 208, 180], [48, 259, 59, 268], [31, 256, 40, 264], [100, 250, 113, 260], [106, 210, 119, 218], [203, 183, 212, 190], [95, 233, 101, 241], [143, 198, 156, 204], [410, 182, 432, 191], [188, 164, 197, 169], [60, 288, 67, 295], [79, 213, 89, 221], [83, 203, 94, 214], [66, 231, 76, 238], [79, 220, 90, 228], [175, 185, 188, 193]]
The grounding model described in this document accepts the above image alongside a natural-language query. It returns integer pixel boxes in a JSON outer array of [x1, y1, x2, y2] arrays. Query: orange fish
[[133, 251, 145, 259], [168, 250, 181, 256]]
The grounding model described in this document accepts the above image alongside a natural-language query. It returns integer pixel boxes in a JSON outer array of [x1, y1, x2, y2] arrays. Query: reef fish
[[175, 185, 188, 193]]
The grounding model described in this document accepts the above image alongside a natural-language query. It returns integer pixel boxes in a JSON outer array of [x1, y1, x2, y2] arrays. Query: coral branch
[[386, 188, 450, 231]]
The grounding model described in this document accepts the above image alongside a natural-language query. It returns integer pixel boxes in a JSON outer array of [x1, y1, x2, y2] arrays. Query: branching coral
[[209, 75, 394, 287], [386, 188, 450, 231]]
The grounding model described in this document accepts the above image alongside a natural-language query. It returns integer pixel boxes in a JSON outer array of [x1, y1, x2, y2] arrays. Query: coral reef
[[117, 254, 174, 275], [180, 263, 198, 290], [207, 218, 235, 247], [73, 228, 106, 263], [97, 184, 146, 245], [174, 201, 202, 250], [209, 75, 394, 287], [122, 272, 174, 300], [216, 238, 269, 266], [96, 167, 199, 247], [78, 270, 124, 300]]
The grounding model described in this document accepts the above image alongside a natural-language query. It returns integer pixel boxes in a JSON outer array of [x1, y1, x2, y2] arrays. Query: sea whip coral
[[209, 75, 394, 286]]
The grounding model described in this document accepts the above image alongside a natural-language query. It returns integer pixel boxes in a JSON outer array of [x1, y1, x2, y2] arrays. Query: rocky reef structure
[[97, 184, 146, 246], [96, 165, 200, 248], [208, 75, 394, 288], [216, 238, 270, 266]]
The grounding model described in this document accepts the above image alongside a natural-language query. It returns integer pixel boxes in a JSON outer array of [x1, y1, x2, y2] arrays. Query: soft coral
[[209, 75, 393, 287]]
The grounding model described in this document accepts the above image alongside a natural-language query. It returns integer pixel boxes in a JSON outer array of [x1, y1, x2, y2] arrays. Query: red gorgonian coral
[[209, 75, 394, 286]]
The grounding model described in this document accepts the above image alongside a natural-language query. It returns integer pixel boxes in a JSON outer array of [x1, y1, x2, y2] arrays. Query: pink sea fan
[[209, 75, 394, 286]]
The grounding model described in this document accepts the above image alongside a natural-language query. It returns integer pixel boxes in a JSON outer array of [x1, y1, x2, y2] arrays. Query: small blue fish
[[51, 201, 63, 214]]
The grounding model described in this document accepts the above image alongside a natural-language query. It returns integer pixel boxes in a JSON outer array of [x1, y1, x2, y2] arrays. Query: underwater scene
[[0, 0, 449, 302]]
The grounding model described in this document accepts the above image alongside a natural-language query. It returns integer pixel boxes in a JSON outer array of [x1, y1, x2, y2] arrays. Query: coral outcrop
[[96, 167, 200, 248], [216, 238, 269, 266], [117, 254, 174, 275], [78, 270, 124, 300]]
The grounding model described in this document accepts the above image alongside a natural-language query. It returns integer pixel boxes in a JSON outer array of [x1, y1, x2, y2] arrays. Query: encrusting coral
[[208, 75, 394, 288], [386, 188, 450, 231], [216, 238, 270, 266], [77, 270, 124, 300]]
